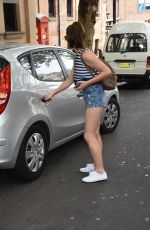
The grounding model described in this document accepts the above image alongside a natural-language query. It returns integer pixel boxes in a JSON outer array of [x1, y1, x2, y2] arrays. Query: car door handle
[[77, 92, 83, 97]]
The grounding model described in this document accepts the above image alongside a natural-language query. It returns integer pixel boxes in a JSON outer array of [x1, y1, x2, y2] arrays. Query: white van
[[103, 21, 150, 85]]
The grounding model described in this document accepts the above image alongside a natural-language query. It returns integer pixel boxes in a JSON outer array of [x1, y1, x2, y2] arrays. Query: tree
[[78, 0, 98, 49]]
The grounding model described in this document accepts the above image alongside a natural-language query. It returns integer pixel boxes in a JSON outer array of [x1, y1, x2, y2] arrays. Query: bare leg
[[84, 107, 105, 173]]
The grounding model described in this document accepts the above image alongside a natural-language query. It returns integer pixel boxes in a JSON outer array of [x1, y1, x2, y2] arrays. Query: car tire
[[8, 124, 49, 182], [101, 98, 120, 134]]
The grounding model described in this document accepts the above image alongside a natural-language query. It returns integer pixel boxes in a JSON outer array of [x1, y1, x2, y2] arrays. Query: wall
[[37, 0, 107, 50], [0, 0, 36, 43], [107, 0, 150, 23], [0, 0, 107, 51]]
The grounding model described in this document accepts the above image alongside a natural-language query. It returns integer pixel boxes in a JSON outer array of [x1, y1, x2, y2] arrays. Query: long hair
[[66, 22, 85, 49]]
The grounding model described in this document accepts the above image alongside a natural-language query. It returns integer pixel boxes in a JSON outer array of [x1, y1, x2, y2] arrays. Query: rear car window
[[32, 49, 64, 82], [106, 33, 147, 52], [19, 55, 32, 74]]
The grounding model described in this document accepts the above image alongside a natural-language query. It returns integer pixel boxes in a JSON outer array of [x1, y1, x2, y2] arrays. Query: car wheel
[[101, 98, 120, 134], [8, 124, 49, 181]]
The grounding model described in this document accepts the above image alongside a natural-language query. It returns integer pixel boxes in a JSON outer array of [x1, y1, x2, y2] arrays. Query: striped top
[[73, 49, 99, 83]]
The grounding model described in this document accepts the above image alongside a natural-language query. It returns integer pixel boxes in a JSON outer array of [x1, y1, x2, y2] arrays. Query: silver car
[[0, 44, 120, 181]]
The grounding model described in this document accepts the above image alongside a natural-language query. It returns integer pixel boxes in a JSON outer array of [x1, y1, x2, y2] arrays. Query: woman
[[43, 22, 111, 183]]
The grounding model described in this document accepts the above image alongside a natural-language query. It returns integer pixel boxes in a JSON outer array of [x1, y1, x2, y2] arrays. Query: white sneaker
[[82, 171, 108, 183], [80, 163, 94, 173]]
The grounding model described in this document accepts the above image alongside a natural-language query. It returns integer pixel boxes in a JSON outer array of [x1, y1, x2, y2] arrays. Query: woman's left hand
[[75, 81, 88, 91]]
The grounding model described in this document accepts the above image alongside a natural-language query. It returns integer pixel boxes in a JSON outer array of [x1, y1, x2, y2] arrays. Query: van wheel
[[101, 98, 120, 134], [8, 124, 49, 182]]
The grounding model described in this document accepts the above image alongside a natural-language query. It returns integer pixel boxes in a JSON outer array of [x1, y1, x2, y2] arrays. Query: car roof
[[0, 43, 66, 58]]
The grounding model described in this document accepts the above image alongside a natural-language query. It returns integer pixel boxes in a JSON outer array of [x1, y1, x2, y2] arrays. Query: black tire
[[8, 124, 49, 182], [101, 98, 120, 134]]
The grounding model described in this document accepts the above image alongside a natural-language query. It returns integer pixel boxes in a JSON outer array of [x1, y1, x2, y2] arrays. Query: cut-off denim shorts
[[82, 83, 106, 108]]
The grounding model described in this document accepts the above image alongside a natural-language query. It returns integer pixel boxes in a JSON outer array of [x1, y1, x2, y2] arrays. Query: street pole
[[37, 0, 40, 13], [117, 0, 119, 18], [113, 0, 116, 24]]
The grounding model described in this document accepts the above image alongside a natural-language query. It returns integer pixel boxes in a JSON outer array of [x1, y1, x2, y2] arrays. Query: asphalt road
[[0, 82, 150, 230]]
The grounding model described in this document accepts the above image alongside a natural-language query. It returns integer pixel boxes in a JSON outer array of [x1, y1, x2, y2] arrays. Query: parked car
[[103, 21, 150, 86], [0, 44, 120, 181]]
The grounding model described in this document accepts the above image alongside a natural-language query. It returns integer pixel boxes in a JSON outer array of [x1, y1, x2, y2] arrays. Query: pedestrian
[[42, 21, 111, 183]]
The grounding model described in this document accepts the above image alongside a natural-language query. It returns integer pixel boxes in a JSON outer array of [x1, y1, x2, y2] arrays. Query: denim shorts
[[82, 83, 106, 108]]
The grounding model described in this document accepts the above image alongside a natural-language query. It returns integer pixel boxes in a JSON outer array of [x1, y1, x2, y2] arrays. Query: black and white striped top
[[73, 49, 99, 83]]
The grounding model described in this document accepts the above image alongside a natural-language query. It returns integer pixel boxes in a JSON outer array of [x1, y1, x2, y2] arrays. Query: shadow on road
[[118, 81, 150, 90], [0, 136, 84, 185]]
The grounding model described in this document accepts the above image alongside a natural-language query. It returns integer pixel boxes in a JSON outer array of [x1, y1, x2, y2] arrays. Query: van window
[[106, 33, 147, 52]]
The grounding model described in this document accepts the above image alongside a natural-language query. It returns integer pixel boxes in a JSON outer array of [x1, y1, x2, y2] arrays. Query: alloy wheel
[[25, 133, 45, 172]]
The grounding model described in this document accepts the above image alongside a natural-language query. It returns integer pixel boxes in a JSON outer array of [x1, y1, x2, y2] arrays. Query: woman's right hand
[[42, 92, 54, 102]]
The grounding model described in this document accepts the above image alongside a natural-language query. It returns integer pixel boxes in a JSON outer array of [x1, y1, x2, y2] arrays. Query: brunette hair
[[65, 22, 85, 49]]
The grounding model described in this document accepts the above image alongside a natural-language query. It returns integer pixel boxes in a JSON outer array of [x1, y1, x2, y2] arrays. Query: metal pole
[[113, 0, 116, 24], [37, 0, 40, 13], [58, 0, 61, 46], [117, 0, 119, 18]]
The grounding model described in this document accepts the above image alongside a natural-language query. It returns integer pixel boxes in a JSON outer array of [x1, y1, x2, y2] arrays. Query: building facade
[[106, 0, 150, 35], [36, 0, 107, 50], [0, 0, 107, 51], [0, 0, 37, 43]]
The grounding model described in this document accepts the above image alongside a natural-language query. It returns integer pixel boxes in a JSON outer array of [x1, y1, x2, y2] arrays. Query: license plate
[[119, 63, 133, 68]]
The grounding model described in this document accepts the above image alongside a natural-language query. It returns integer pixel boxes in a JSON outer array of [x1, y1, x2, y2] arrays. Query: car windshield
[[106, 33, 147, 52]]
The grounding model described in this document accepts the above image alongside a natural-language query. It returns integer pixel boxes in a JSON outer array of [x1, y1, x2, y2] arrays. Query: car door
[[32, 48, 84, 143]]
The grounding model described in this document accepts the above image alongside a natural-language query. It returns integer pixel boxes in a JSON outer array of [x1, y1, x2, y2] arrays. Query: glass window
[[48, 0, 56, 17], [58, 50, 74, 76], [138, 0, 150, 10], [19, 55, 32, 74], [32, 50, 64, 82], [145, 0, 150, 9], [67, 0, 73, 17], [106, 33, 147, 52], [3, 0, 19, 32]]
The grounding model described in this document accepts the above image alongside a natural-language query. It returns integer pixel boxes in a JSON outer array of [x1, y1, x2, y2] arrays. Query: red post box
[[36, 13, 49, 45]]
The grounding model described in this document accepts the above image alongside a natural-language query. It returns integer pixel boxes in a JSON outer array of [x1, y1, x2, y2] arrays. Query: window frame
[[18, 48, 74, 82], [3, 1, 20, 32], [30, 48, 66, 82], [67, 0, 73, 17], [106, 33, 147, 53], [48, 0, 56, 17]]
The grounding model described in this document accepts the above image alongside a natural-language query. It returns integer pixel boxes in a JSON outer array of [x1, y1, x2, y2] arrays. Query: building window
[[95, 0, 100, 16], [3, 0, 19, 32], [48, 0, 56, 17], [145, 0, 150, 9], [67, 0, 73, 17], [138, 0, 150, 10]]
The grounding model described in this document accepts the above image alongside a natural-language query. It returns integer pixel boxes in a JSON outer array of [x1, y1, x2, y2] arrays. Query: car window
[[32, 49, 64, 81], [19, 55, 32, 74], [106, 33, 147, 52], [57, 50, 74, 76]]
